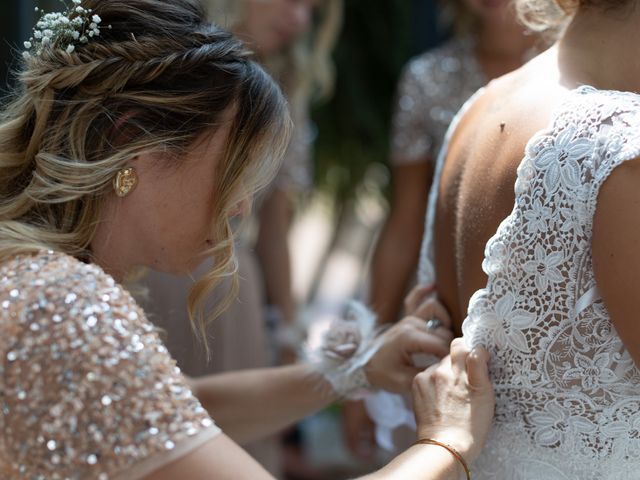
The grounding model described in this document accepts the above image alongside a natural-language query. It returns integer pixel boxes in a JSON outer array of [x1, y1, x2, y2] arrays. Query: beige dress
[[0, 250, 221, 479], [140, 108, 313, 474]]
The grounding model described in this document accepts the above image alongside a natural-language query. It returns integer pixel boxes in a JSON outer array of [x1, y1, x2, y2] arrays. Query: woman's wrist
[[305, 302, 382, 399], [404, 442, 466, 480], [417, 429, 475, 461], [413, 438, 471, 480]]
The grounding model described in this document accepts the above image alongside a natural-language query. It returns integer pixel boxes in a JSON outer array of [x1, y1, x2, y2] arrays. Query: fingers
[[402, 315, 454, 343], [466, 346, 492, 390], [413, 297, 453, 330], [449, 337, 468, 378], [404, 330, 451, 359], [404, 283, 435, 316]]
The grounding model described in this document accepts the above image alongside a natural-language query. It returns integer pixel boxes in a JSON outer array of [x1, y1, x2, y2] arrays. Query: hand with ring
[[425, 318, 443, 331], [401, 283, 454, 368]]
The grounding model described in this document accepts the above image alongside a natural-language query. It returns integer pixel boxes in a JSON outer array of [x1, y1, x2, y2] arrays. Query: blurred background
[[0, 1, 474, 478]]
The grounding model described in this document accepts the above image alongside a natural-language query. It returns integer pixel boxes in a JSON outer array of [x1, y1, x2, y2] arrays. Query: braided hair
[[0, 0, 291, 347]]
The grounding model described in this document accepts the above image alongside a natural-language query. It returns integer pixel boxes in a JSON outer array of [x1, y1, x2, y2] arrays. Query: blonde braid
[[0, 0, 291, 352]]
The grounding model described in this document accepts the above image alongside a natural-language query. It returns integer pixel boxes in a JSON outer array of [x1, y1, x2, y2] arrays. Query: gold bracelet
[[414, 438, 471, 480]]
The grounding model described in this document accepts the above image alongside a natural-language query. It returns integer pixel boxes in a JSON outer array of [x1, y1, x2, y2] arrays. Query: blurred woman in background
[[370, 0, 540, 328], [344, 0, 540, 460]]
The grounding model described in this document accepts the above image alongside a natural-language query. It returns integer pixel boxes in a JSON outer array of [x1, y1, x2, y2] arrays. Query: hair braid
[[0, 0, 291, 351]]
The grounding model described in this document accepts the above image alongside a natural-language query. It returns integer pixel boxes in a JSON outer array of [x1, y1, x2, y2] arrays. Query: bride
[[416, 0, 640, 477]]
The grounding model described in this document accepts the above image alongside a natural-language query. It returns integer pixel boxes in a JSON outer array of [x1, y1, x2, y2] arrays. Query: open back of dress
[[420, 86, 640, 479]]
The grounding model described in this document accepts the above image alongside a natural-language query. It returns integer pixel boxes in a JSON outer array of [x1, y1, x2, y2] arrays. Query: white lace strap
[[574, 285, 601, 316]]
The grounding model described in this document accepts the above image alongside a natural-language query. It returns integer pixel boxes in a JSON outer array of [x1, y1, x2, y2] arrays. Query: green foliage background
[[312, 0, 412, 203]]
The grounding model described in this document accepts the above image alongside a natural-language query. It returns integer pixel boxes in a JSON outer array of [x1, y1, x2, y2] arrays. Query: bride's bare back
[[434, 48, 566, 332]]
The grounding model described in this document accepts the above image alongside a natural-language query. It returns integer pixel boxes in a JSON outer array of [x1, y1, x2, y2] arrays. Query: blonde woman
[[0, 0, 495, 478], [416, 0, 640, 477], [0, 1, 497, 479]]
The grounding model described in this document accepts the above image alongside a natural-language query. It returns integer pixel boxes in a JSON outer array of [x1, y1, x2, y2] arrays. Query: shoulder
[[0, 250, 220, 478], [1, 249, 122, 298], [398, 38, 476, 90], [404, 37, 473, 74], [0, 250, 159, 383], [1, 250, 144, 344], [523, 87, 640, 177]]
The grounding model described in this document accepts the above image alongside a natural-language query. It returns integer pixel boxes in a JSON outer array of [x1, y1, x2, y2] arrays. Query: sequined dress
[[420, 86, 640, 478], [391, 37, 485, 164], [0, 250, 221, 479]]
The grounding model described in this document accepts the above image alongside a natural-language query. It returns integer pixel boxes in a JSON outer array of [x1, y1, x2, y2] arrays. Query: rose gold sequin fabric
[[0, 250, 220, 479], [391, 37, 485, 165]]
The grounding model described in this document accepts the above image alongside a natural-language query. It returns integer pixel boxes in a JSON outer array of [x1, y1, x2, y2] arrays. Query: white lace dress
[[419, 86, 640, 479]]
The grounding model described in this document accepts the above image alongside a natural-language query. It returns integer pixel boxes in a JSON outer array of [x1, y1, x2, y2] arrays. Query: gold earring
[[113, 167, 138, 197]]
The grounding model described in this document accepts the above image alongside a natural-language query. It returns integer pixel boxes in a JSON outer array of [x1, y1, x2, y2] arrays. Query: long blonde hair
[[203, 0, 343, 116], [0, 0, 291, 349]]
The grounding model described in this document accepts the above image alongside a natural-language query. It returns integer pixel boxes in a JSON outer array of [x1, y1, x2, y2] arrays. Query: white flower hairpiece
[[23, 0, 111, 59]]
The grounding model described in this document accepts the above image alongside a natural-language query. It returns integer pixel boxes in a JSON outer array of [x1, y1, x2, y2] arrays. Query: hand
[[341, 400, 376, 461], [411, 338, 495, 462], [404, 283, 436, 317], [364, 316, 454, 393]]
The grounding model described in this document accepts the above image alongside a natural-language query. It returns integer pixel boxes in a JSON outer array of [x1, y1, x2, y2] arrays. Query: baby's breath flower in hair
[[23, 0, 110, 59]]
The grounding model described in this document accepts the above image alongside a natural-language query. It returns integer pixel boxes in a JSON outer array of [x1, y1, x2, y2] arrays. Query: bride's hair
[[0, 0, 290, 346], [514, 0, 633, 31]]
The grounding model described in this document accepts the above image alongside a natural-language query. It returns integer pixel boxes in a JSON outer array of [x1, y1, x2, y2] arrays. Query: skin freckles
[[91, 109, 236, 279]]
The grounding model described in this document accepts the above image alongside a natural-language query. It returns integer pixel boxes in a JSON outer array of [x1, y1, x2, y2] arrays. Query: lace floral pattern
[[459, 87, 640, 479]]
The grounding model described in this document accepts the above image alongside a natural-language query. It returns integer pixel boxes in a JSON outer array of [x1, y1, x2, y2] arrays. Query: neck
[[90, 215, 133, 284], [558, 4, 640, 92], [476, 19, 537, 62]]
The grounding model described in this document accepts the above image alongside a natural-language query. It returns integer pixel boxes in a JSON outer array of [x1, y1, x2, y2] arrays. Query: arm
[[256, 187, 294, 325], [255, 105, 312, 362], [149, 339, 494, 480], [592, 155, 640, 366], [190, 314, 452, 445], [147, 434, 463, 480], [190, 364, 335, 445], [370, 161, 433, 324], [369, 55, 437, 325]]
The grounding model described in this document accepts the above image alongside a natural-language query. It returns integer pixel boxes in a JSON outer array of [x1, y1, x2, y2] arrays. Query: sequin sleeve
[[390, 39, 486, 167], [390, 56, 437, 165], [0, 251, 221, 480]]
